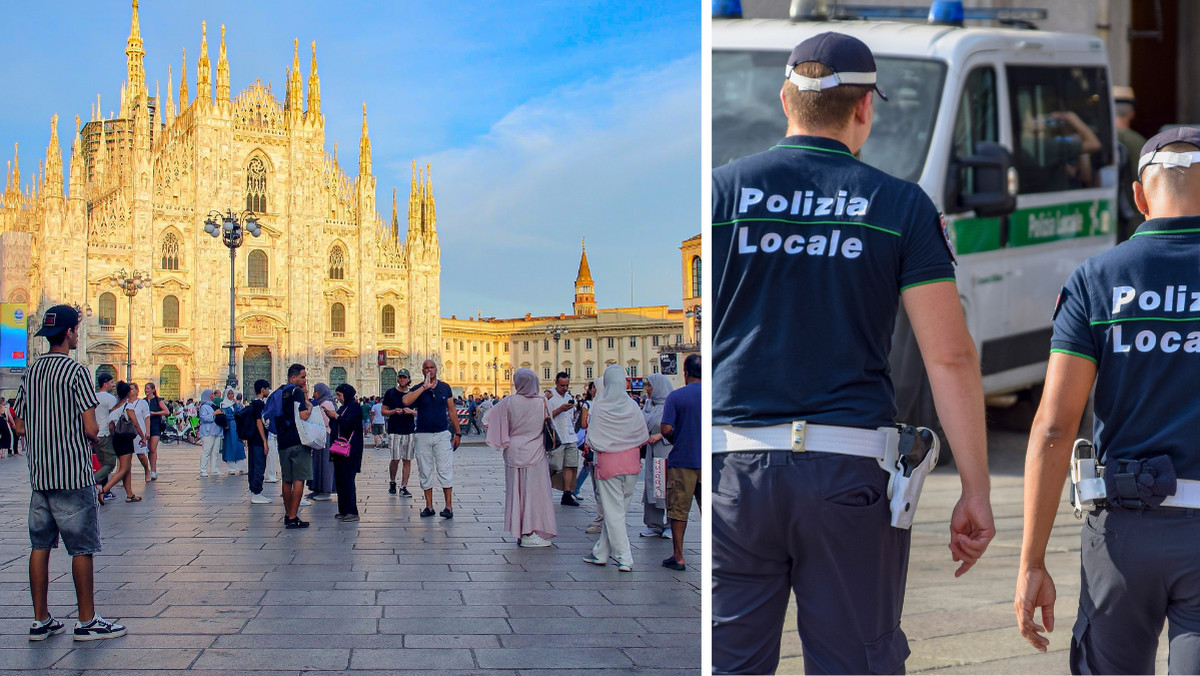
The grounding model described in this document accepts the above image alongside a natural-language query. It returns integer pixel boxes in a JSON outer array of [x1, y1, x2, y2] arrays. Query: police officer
[[712, 33, 996, 675], [1017, 127, 1200, 673]]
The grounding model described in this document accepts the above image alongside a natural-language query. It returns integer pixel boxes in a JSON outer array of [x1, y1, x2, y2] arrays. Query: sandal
[[125, 495, 142, 502]]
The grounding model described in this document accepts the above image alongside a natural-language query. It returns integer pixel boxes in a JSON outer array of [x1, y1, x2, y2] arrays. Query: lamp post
[[204, 209, 262, 391], [685, 306, 702, 346], [110, 270, 150, 380], [545, 324, 569, 383], [71, 303, 93, 366], [487, 356, 500, 396]]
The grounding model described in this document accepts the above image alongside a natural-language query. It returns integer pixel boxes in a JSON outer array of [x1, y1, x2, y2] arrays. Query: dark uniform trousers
[[712, 450, 910, 675], [1073, 507, 1200, 675]]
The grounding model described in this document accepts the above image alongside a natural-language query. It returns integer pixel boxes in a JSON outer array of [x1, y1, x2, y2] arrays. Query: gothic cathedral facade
[[0, 2, 442, 399]]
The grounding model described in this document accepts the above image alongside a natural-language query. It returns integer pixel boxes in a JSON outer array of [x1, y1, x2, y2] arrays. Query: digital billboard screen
[[0, 303, 28, 368]]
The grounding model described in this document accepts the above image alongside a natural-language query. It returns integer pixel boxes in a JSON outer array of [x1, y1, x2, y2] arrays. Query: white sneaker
[[661, 530, 672, 540], [264, 476, 279, 483], [149, 472, 158, 481], [519, 533, 552, 548], [639, 528, 663, 538], [312, 493, 333, 501], [199, 472, 208, 478], [300, 498, 311, 507], [250, 494, 272, 504]]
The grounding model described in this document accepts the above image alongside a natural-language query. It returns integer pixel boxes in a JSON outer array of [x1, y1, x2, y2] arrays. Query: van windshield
[[714, 51, 947, 182]]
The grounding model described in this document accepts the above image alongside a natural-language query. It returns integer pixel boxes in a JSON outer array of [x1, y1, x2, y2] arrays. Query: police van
[[713, 2, 1118, 428]]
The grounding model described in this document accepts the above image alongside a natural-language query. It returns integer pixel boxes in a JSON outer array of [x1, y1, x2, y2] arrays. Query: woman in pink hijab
[[485, 368, 557, 547]]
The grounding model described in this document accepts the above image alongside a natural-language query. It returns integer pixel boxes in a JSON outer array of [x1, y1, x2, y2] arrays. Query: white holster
[[1070, 439, 1102, 518], [878, 426, 940, 530]]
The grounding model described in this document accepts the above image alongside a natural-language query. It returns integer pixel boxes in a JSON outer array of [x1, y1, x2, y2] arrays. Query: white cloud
[[400, 53, 701, 319]]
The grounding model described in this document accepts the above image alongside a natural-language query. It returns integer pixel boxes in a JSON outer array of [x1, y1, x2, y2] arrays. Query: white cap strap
[[785, 65, 877, 92], [1138, 150, 1200, 175]]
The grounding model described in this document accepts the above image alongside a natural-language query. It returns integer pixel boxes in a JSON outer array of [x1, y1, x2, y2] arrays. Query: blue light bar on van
[[827, 5, 1048, 25], [928, 1, 964, 25], [713, 0, 743, 19]]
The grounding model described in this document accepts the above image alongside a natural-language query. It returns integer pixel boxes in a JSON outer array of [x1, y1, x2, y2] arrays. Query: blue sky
[[0, 1, 701, 318]]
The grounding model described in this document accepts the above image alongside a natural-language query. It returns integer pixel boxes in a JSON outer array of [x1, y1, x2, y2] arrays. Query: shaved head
[[1135, 142, 1200, 220]]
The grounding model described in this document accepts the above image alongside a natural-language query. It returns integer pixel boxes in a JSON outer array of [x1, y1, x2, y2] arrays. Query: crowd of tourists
[[5, 304, 701, 642]]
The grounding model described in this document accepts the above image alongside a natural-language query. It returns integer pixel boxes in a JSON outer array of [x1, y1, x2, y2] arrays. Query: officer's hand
[[948, 493, 995, 576], [1015, 565, 1056, 652]]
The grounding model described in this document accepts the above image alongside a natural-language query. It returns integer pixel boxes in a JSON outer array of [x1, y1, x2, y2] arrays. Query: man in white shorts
[[381, 369, 417, 497], [401, 360, 461, 518]]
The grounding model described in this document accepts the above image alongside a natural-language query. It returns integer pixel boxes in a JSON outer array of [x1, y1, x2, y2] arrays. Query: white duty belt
[[712, 422, 894, 460], [1075, 476, 1200, 509]]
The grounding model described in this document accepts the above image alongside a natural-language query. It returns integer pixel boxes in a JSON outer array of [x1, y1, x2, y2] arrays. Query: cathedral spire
[[125, 0, 146, 109], [165, 65, 175, 121], [216, 24, 230, 103], [307, 41, 321, 118], [68, 115, 84, 199], [11, 144, 19, 198], [424, 163, 436, 235], [179, 49, 189, 109], [196, 22, 212, 104], [95, 115, 106, 182], [44, 114, 63, 198], [359, 103, 372, 175], [288, 38, 303, 112], [392, 187, 399, 243]]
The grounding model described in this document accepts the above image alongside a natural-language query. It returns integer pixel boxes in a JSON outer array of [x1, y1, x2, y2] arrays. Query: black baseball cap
[[97, 372, 114, 387], [1137, 126, 1200, 181], [34, 304, 79, 337], [786, 32, 887, 101], [397, 369, 411, 378]]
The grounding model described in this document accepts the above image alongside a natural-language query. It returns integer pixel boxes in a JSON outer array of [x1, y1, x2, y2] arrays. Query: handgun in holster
[[879, 425, 940, 529]]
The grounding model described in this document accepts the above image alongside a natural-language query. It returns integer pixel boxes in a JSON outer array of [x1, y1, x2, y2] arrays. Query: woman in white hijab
[[639, 373, 674, 538], [582, 365, 649, 571], [485, 369, 557, 547]]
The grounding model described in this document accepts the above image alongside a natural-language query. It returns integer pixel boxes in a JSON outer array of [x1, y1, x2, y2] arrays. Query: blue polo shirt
[[712, 135, 956, 428], [1051, 215, 1200, 479], [411, 382, 453, 434], [662, 381, 701, 469]]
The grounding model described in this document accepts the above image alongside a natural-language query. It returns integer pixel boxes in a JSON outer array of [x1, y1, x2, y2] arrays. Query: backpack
[[263, 384, 295, 436], [236, 404, 259, 441]]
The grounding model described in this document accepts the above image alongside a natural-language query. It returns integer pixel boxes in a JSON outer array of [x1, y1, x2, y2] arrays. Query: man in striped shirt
[[12, 305, 126, 642]]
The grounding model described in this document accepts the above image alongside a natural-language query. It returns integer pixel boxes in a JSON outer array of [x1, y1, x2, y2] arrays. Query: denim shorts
[[29, 486, 101, 557]]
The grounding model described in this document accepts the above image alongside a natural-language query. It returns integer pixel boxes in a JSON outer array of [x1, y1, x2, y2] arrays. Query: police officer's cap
[[1137, 126, 1200, 182], [786, 32, 887, 101]]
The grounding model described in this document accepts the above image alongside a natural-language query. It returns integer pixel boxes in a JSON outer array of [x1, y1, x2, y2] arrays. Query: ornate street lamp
[[487, 356, 500, 396], [110, 270, 150, 380], [686, 306, 702, 346], [204, 209, 263, 391], [545, 324, 569, 382]]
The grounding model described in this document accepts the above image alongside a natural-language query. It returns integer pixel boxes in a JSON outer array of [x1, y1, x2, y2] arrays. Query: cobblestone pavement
[[776, 424, 1169, 675], [0, 435, 699, 674]]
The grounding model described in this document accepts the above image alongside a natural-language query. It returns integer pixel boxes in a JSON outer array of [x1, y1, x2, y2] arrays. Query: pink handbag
[[330, 431, 353, 457]]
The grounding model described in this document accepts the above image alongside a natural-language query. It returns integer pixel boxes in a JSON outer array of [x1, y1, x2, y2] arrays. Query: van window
[[951, 66, 998, 195], [713, 51, 946, 182], [1007, 65, 1112, 194]]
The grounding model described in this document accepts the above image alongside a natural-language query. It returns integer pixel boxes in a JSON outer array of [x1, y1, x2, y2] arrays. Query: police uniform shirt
[[1051, 215, 1200, 479], [713, 135, 956, 428]]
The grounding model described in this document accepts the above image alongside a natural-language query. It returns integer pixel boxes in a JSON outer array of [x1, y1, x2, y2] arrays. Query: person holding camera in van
[[1017, 127, 1200, 674], [711, 32, 995, 674]]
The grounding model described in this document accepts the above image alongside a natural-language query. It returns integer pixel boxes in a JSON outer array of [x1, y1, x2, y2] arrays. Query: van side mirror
[[945, 141, 1017, 217]]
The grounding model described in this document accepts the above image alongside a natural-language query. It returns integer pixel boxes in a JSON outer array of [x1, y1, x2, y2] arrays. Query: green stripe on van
[[946, 199, 1112, 255]]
